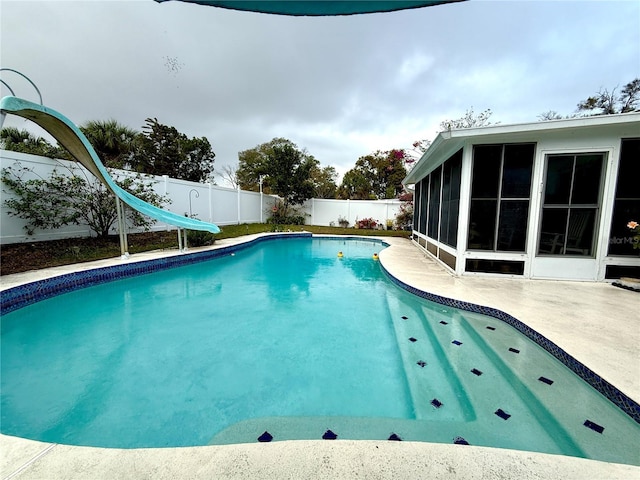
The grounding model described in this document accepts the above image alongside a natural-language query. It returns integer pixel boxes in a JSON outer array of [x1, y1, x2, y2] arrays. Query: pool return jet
[[0, 70, 221, 257]]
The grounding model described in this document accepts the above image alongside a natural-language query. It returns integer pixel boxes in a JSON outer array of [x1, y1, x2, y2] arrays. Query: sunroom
[[403, 113, 640, 282]]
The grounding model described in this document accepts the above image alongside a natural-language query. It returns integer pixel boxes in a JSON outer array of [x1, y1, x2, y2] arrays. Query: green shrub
[[266, 215, 305, 225], [186, 229, 216, 247], [1, 164, 168, 238], [267, 199, 306, 225]]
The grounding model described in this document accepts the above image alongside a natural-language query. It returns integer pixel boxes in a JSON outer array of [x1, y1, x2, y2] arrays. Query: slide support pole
[[116, 197, 129, 259]]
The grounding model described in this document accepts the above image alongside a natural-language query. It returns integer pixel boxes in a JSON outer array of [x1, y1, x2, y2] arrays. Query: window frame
[[467, 143, 535, 253], [537, 152, 606, 257]]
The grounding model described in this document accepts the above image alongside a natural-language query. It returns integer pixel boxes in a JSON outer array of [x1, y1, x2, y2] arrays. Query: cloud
[[395, 51, 436, 88], [1, 0, 638, 187]]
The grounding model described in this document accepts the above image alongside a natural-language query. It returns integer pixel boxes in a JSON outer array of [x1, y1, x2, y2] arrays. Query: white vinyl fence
[[0, 150, 403, 244]]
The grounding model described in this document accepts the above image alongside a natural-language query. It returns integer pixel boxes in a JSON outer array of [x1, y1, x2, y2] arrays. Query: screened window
[[538, 153, 604, 256], [608, 138, 640, 256], [412, 181, 421, 233], [418, 178, 428, 234], [468, 143, 535, 251], [427, 166, 441, 238], [413, 149, 462, 248], [439, 151, 462, 247]]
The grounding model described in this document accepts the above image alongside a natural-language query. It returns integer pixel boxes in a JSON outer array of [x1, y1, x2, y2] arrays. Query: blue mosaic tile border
[[314, 235, 390, 247], [1, 233, 311, 315], [380, 264, 640, 426]]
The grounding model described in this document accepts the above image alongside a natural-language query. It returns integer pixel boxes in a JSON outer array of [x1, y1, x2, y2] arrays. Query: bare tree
[[537, 110, 564, 121], [219, 164, 239, 189], [577, 87, 618, 114], [440, 107, 495, 131], [576, 78, 640, 115], [408, 107, 495, 161]]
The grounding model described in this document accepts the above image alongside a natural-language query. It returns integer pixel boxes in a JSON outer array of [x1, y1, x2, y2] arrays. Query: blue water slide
[[0, 96, 221, 234], [153, 0, 463, 16]]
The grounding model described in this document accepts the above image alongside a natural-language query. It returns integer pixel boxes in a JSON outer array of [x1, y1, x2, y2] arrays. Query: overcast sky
[[1, 0, 639, 185]]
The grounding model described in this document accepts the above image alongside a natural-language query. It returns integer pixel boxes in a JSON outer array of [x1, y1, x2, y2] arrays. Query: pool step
[[384, 291, 471, 422], [208, 415, 472, 446], [428, 309, 589, 459]]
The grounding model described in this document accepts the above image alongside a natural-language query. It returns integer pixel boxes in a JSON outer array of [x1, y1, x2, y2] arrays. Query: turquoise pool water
[[1, 237, 639, 465]]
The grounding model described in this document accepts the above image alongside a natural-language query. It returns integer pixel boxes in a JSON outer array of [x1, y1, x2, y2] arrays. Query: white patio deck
[[1, 235, 638, 479]]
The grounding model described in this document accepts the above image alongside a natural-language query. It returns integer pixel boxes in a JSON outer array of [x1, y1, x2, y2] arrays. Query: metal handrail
[[0, 68, 43, 105]]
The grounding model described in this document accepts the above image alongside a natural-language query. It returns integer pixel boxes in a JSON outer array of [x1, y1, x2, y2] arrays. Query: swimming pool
[[1, 235, 639, 465]]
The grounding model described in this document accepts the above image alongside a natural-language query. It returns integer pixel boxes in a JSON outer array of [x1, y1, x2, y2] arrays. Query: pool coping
[[0, 233, 640, 479]]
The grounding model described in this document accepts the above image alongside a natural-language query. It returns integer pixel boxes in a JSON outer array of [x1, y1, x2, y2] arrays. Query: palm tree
[[0, 126, 66, 158], [0, 126, 33, 147], [80, 120, 139, 169]]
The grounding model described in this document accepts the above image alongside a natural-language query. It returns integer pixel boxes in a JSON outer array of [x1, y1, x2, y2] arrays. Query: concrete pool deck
[[1, 234, 638, 479]]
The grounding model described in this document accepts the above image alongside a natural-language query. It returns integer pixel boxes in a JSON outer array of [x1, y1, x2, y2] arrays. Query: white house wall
[[408, 117, 640, 282]]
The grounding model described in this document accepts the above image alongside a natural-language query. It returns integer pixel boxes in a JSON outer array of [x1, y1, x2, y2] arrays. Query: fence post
[[237, 185, 241, 225], [259, 175, 264, 224], [386, 201, 390, 229], [208, 183, 213, 223]]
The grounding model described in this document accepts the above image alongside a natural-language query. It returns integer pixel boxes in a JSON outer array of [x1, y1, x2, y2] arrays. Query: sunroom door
[[532, 153, 605, 280]]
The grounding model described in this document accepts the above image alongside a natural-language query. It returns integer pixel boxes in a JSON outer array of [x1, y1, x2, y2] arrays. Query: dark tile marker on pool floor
[[258, 431, 273, 442], [322, 429, 338, 440], [584, 420, 605, 434], [388, 433, 402, 441], [495, 408, 511, 420], [538, 376, 554, 385]]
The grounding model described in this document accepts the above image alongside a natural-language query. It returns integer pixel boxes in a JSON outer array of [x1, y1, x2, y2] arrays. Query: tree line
[[1, 117, 215, 183], [539, 78, 639, 120], [2, 77, 637, 221]]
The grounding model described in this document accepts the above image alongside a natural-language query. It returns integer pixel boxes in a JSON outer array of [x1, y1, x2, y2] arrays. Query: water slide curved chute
[[153, 0, 464, 16], [0, 95, 221, 255]]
